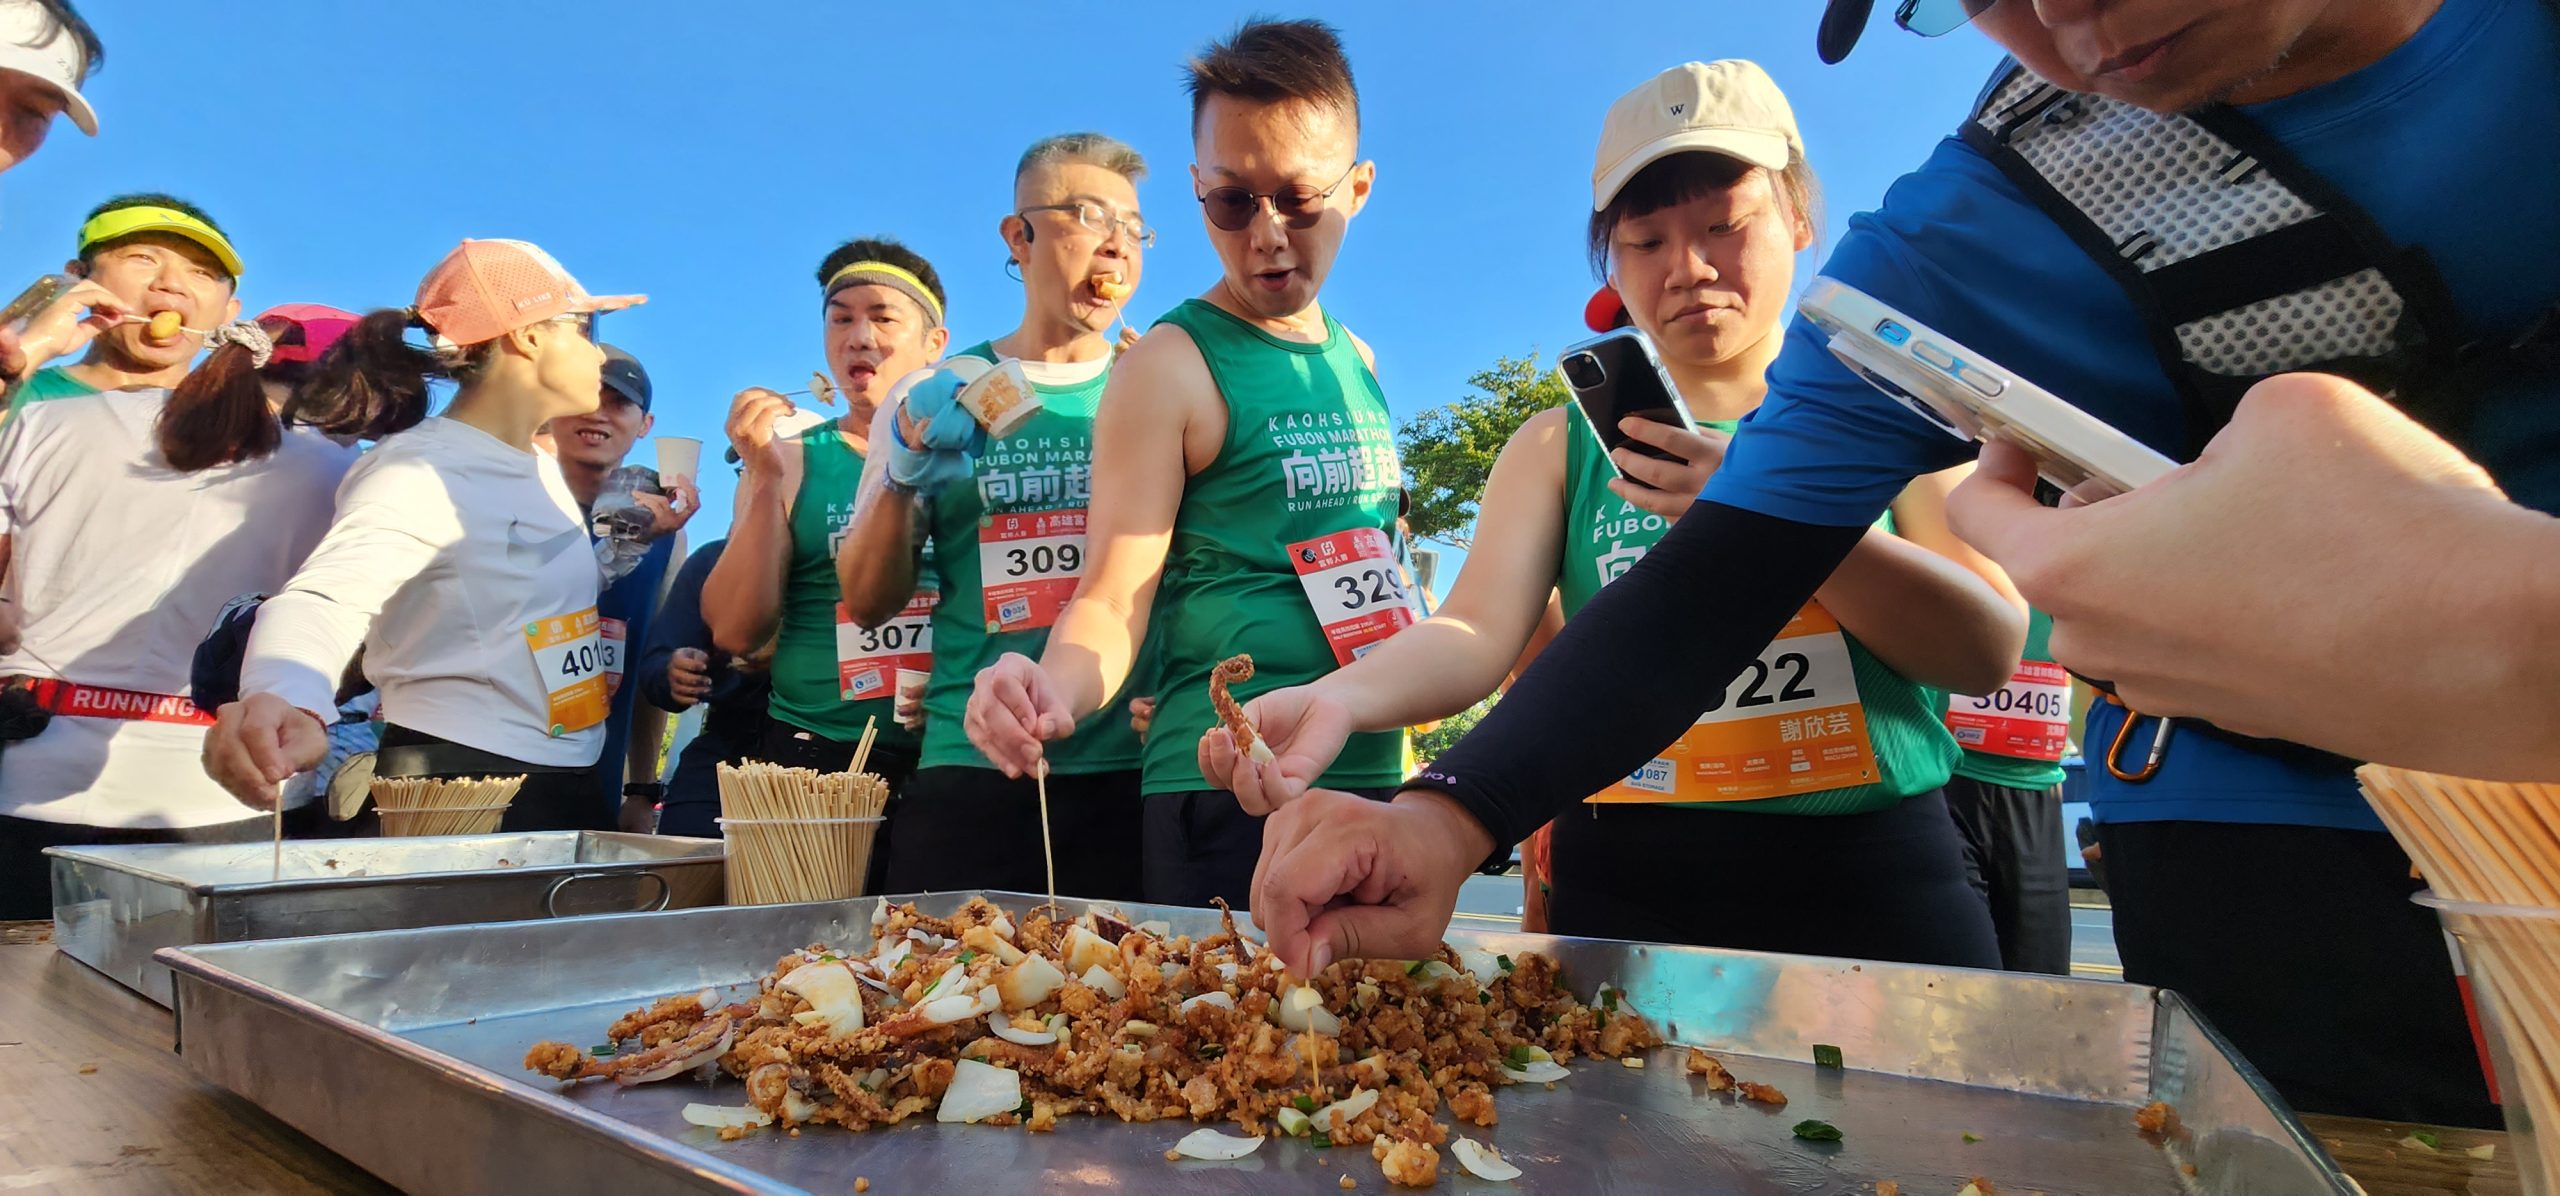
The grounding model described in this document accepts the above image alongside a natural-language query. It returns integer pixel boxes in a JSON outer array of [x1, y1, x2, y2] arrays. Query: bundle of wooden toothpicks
[[371, 775, 526, 837], [717, 722, 890, 905], [2359, 764, 2560, 1193]]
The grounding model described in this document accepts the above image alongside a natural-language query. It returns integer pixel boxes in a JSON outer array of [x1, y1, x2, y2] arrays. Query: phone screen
[[1560, 331, 1692, 466]]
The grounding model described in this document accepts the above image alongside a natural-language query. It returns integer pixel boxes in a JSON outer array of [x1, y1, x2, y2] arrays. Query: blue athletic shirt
[[1702, 0, 2560, 831]]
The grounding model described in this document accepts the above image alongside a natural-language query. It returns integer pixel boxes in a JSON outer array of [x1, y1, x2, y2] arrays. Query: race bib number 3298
[[1287, 527, 1422, 666]]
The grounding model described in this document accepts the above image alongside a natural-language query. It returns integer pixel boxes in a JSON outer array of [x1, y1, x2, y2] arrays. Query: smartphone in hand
[[1558, 328, 1702, 483]]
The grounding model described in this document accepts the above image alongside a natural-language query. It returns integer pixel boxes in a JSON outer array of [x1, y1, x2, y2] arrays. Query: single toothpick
[[271, 784, 285, 881], [1036, 760, 1056, 911]]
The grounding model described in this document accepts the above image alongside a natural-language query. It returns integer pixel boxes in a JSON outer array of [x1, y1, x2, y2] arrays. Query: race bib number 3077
[[838, 593, 935, 702], [1594, 603, 1877, 804], [1287, 527, 1422, 666]]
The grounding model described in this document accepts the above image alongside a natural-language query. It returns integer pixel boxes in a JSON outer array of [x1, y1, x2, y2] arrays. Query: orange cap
[[412, 238, 644, 348]]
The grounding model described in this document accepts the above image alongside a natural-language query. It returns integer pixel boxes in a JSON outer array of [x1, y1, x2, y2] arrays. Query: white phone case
[[1798, 278, 2177, 502]]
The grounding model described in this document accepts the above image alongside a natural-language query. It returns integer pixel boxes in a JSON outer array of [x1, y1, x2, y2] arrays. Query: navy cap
[[600, 343, 652, 413], [1818, 0, 1875, 63]]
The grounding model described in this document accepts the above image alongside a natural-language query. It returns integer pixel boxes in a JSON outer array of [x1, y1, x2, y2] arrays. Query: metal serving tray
[[160, 891, 2354, 1195], [51, 831, 724, 1005]]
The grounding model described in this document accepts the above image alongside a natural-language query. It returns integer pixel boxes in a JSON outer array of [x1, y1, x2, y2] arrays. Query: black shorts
[[755, 721, 920, 894], [2099, 819, 2497, 1127], [882, 766, 1144, 903], [1141, 787, 1398, 912], [1546, 790, 2002, 969], [1942, 775, 2072, 975]]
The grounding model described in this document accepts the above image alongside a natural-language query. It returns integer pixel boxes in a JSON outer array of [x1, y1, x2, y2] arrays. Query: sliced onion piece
[[779, 960, 865, 1036], [1180, 991, 1237, 1016], [1080, 963, 1127, 1000], [872, 937, 914, 974], [1271, 985, 1341, 1036], [1215, 962, 1240, 983], [988, 1011, 1059, 1046], [1412, 960, 1464, 988], [1456, 949, 1504, 988], [1063, 925, 1116, 974], [1135, 919, 1172, 938], [918, 961, 969, 1003], [989, 912, 1016, 939], [1452, 1137, 1522, 1182], [916, 992, 983, 1026], [936, 1059, 1022, 1124], [780, 1089, 823, 1123], [682, 1102, 773, 1130], [1501, 1060, 1571, 1084], [1171, 1128, 1264, 1160], [972, 986, 1003, 1016], [871, 897, 890, 929], [1313, 1087, 1379, 1132], [996, 953, 1065, 1011]]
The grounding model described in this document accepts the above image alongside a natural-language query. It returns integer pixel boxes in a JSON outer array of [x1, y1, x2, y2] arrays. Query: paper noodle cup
[[957, 359, 1041, 438], [654, 436, 702, 482]]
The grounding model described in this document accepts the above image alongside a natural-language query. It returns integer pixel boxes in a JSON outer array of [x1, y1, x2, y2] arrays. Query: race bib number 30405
[[838, 593, 935, 702], [1287, 527, 1422, 666], [1594, 603, 1877, 804], [525, 607, 608, 737], [1946, 660, 2072, 762], [979, 508, 1085, 632]]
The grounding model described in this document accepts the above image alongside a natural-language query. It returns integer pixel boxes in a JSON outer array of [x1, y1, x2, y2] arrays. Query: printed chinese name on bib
[[980, 508, 1085, 632], [525, 608, 609, 736], [1946, 659, 2072, 762], [1594, 604, 1877, 803], [1287, 527, 1423, 665], [838, 592, 935, 702]]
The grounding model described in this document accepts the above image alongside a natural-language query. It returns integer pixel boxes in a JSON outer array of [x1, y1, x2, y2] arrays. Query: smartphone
[[1797, 278, 2177, 503], [1558, 328, 1702, 481], [0, 273, 75, 329]]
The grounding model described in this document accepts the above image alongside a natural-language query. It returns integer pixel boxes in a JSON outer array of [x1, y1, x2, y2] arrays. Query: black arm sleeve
[[637, 540, 724, 715], [1405, 501, 1865, 856]]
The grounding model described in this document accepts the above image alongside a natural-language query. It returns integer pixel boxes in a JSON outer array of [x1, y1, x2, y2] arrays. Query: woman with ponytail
[[202, 239, 648, 833], [0, 305, 358, 918]]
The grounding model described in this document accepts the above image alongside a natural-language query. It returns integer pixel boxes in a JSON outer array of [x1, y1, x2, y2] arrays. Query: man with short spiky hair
[[839, 131, 1154, 898], [967, 21, 1416, 909]]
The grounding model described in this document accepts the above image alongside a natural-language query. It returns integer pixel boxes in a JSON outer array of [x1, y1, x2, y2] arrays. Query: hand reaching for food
[[1198, 673, 1354, 817]]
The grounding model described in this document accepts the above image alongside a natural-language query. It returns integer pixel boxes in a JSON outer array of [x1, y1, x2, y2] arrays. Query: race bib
[[1593, 604, 1877, 803], [838, 592, 935, 702], [600, 616, 628, 699], [979, 508, 1085, 632], [1946, 659, 2072, 762], [1287, 527, 1424, 666], [524, 607, 608, 737]]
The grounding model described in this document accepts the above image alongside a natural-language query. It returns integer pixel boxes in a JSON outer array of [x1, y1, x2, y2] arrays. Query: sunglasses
[[1195, 162, 1357, 233], [548, 311, 599, 340], [1894, 0, 1997, 37]]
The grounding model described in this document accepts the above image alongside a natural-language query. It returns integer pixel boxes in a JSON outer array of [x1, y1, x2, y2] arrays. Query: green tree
[[1410, 695, 1495, 765], [1398, 354, 1570, 548]]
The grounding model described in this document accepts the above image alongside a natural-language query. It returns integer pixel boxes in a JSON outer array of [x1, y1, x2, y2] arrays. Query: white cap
[[1591, 60, 1799, 211], [0, 1, 95, 136]]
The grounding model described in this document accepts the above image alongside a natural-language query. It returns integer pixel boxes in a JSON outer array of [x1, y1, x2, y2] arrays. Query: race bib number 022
[[1287, 527, 1422, 666], [979, 508, 1085, 632], [838, 592, 935, 702], [1594, 603, 1877, 804]]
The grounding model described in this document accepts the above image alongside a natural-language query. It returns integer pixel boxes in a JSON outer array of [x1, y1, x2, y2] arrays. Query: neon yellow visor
[[77, 205, 244, 279]]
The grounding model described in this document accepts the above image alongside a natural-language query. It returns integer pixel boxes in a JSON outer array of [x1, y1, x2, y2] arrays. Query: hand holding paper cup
[[957, 359, 1040, 438], [654, 436, 702, 486]]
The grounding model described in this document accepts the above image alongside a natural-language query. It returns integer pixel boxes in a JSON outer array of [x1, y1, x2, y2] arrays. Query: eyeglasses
[[548, 311, 598, 340], [1894, 0, 1997, 37], [1195, 162, 1357, 233], [1018, 201, 1157, 249]]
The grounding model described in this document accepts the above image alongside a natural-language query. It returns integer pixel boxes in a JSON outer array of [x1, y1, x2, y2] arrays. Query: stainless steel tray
[[160, 891, 2353, 1195], [52, 831, 724, 1005]]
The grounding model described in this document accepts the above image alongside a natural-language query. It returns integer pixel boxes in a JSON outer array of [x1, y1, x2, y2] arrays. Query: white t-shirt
[[242, 417, 605, 768], [0, 388, 355, 827]]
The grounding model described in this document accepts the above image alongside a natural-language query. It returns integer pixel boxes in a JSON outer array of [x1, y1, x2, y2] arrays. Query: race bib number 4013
[[1945, 660, 2072, 762], [1594, 603, 1877, 804], [1287, 527, 1423, 666], [838, 593, 935, 702], [979, 508, 1085, 632], [525, 607, 608, 737]]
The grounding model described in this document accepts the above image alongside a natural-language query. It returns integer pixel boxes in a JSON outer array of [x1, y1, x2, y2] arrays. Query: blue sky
[[2, 2, 2001, 555]]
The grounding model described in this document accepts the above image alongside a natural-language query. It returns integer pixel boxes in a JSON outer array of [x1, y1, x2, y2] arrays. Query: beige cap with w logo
[[1592, 60, 1803, 211]]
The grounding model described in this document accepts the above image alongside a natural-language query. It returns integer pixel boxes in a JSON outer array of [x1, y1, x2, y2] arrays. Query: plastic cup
[[654, 436, 702, 482], [2417, 889, 2558, 1195]]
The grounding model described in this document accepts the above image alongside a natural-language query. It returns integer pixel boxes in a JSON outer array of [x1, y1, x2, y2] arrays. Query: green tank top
[[768, 421, 925, 751], [917, 342, 1147, 773], [1143, 300, 1407, 795], [6, 366, 95, 412], [1558, 413, 1957, 815], [1950, 609, 2071, 790]]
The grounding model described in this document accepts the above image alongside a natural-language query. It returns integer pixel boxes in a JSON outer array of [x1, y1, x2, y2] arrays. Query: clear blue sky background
[[2, 2, 2000, 562]]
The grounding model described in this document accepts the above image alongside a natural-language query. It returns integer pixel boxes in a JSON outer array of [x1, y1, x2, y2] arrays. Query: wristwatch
[[623, 782, 666, 801]]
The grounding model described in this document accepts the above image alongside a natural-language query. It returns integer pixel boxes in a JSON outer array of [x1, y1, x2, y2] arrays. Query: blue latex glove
[[883, 366, 986, 496]]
